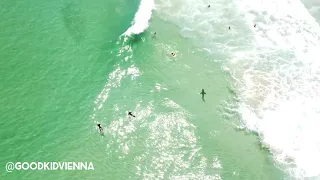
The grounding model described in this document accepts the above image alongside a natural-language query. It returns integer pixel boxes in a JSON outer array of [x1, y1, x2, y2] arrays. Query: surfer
[[171, 52, 176, 57], [153, 32, 157, 36], [97, 123, 103, 133], [128, 111, 136, 118], [228, 26, 231, 30], [200, 89, 206, 101], [254, 24, 256, 28], [208, 5, 211, 8]]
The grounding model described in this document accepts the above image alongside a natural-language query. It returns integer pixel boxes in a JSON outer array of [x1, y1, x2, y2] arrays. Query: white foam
[[90, 37, 138, 118], [155, 0, 320, 179], [123, 0, 155, 36], [233, 0, 320, 178], [133, 99, 221, 179]]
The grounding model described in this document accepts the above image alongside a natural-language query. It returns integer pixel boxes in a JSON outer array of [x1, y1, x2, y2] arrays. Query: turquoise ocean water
[[1, 0, 320, 179]]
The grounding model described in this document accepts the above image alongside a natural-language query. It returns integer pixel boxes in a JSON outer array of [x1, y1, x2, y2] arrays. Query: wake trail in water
[[123, 0, 155, 36]]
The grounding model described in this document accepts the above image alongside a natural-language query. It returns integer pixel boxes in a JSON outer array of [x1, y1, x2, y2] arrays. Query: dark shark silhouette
[[200, 89, 206, 101]]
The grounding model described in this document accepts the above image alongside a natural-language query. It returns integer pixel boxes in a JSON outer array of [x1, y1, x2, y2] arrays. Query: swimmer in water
[[153, 32, 156, 35], [208, 5, 211, 8], [97, 123, 103, 133], [254, 24, 256, 28], [171, 52, 176, 57], [229, 26, 231, 30], [128, 111, 136, 118], [200, 89, 206, 101]]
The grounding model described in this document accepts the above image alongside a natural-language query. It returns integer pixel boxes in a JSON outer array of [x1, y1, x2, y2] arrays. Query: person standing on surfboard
[[200, 89, 206, 101]]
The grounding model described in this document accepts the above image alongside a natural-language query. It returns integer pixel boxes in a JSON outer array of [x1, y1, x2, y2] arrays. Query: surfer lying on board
[[97, 123, 103, 133], [128, 111, 136, 118], [200, 89, 206, 101]]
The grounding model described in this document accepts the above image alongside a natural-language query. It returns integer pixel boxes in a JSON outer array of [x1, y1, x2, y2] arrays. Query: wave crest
[[123, 0, 155, 36]]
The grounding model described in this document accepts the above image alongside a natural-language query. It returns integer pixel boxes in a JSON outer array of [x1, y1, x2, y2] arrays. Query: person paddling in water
[[97, 123, 103, 133], [128, 111, 136, 118], [200, 89, 206, 101], [170, 52, 176, 57]]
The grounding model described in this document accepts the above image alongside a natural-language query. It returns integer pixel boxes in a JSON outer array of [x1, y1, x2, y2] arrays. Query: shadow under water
[[61, 2, 86, 43]]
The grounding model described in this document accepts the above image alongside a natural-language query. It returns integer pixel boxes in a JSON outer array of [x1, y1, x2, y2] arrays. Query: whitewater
[[123, 0, 155, 35], [234, 1, 320, 179], [130, 0, 320, 179], [118, 0, 320, 179]]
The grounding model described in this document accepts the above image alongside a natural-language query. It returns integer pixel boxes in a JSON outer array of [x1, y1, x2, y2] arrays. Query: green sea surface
[[0, 0, 286, 179]]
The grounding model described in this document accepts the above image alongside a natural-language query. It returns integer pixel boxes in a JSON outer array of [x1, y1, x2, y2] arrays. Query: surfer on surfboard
[[97, 123, 103, 133], [200, 89, 206, 101], [128, 111, 136, 118]]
